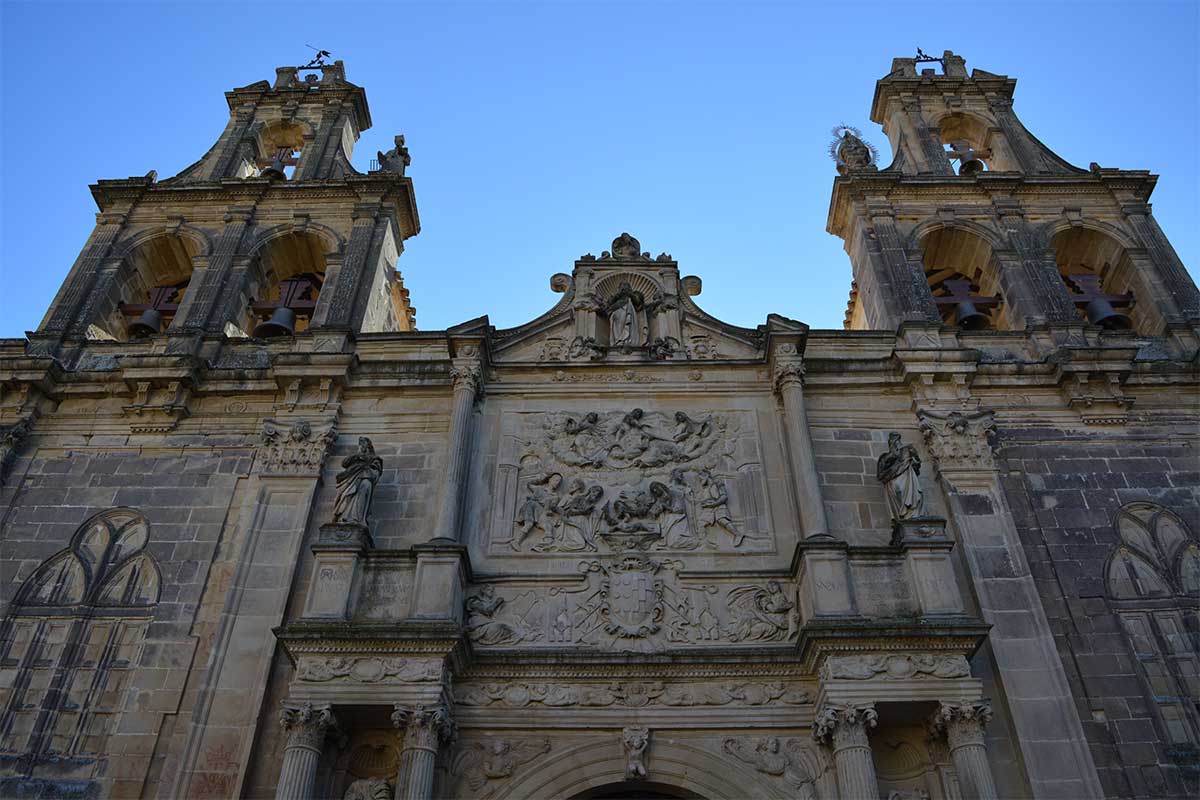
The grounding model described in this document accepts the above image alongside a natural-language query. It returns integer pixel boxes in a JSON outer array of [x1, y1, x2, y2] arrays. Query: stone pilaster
[[992, 200, 1078, 326], [919, 408, 1104, 799], [812, 703, 879, 799], [177, 208, 254, 333], [1121, 202, 1200, 320], [275, 702, 336, 800], [930, 701, 998, 800], [43, 212, 127, 335], [865, 202, 941, 324], [771, 344, 829, 539], [432, 349, 482, 542], [391, 702, 454, 800]]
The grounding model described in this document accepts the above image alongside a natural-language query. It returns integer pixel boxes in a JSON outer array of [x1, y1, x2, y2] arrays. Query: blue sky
[[2, 1, 1197, 334]]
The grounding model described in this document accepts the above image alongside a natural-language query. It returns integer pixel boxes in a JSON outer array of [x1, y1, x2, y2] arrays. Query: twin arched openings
[[0, 508, 159, 768], [918, 224, 1147, 333], [1103, 503, 1200, 747], [90, 227, 332, 342]]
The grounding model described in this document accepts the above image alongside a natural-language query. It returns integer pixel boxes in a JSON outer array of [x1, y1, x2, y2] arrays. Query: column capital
[[812, 702, 878, 751], [929, 700, 993, 750], [449, 359, 483, 396], [279, 701, 336, 751], [258, 417, 338, 477], [917, 408, 996, 477], [392, 702, 455, 750]]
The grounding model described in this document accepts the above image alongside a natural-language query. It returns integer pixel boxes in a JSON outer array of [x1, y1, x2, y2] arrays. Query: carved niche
[[490, 409, 771, 554]]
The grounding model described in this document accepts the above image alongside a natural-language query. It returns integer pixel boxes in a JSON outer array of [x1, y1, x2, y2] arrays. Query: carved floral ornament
[[453, 680, 812, 708], [295, 655, 443, 684], [820, 653, 971, 681], [280, 701, 337, 750], [812, 703, 878, 748], [928, 701, 993, 750], [917, 409, 996, 474], [259, 417, 337, 475], [392, 702, 455, 747]]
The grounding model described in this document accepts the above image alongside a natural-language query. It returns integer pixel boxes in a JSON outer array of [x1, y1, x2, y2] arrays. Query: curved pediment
[[487, 233, 790, 365]]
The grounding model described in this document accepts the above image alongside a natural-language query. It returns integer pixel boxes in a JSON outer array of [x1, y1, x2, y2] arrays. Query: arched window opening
[[938, 114, 1013, 174], [255, 122, 306, 181], [1104, 503, 1200, 746], [90, 233, 198, 341], [1050, 228, 1140, 331], [0, 509, 159, 769], [919, 228, 1008, 330], [242, 230, 329, 338]]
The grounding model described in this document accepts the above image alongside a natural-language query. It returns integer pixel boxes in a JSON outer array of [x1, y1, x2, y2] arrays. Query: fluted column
[[275, 702, 336, 800], [433, 350, 482, 542], [930, 702, 998, 800], [812, 703, 879, 799], [392, 703, 454, 800], [772, 346, 830, 539]]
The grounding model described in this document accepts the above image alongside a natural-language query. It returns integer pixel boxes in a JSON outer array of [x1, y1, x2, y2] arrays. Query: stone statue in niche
[[876, 432, 925, 521], [606, 281, 647, 350], [465, 585, 541, 645], [726, 581, 799, 642], [622, 726, 650, 779], [332, 437, 383, 527]]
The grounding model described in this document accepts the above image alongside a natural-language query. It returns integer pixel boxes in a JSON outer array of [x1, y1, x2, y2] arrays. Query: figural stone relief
[[453, 680, 811, 708], [722, 737, 824, 799], [463, 559, 798, 651], [819, 654, 971, 681], [491, 409, 770, 554], [450, 737, 551, 798]]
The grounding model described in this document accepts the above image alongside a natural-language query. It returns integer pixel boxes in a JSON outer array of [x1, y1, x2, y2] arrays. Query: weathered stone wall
[[998, 427, 1200, 799]]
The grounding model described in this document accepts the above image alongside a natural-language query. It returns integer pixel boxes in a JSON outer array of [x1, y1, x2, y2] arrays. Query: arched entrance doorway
[[570, 781, 706, 800]]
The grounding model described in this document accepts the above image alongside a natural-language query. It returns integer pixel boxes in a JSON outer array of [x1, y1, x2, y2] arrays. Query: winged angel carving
[[451, 738, 551, 796]]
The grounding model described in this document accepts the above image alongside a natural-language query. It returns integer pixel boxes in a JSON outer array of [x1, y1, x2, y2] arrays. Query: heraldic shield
[[600, 557, 665, 638]]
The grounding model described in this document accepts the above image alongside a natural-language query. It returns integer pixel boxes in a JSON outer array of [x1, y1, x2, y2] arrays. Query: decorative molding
[[820, 654, 970, 681], [259, 417, 337, 476], [295, 656, 443, 684], [454, 680, 812, 709], [279, 701, 336, 751]]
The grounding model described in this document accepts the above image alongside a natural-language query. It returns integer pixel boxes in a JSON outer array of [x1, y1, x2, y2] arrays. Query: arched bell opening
[[937, 113, 1014, 174], [919, 227, 1010, 330], [1050, 227, 1145, 332], [241, 230, 330, 338], [91, 233, 200, 341], [251, 121, 307, 181]]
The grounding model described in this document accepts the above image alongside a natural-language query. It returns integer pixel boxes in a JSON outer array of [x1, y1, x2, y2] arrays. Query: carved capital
[[0, 415, 34, 484], [929, 701, 993, 750], [771, 352, 806, 395], [393, 702, 454, 751], [812, 703, 878, 751], [279, 701, 336, 751], [450, 360, 484, 397], [918, 409, 996, 475], [259, 417, 337, 476]]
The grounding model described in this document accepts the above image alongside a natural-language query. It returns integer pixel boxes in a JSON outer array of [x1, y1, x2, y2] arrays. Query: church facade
[[0, 51, 1197, 800]]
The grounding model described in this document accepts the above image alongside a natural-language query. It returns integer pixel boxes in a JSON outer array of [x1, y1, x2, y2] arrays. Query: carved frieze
[[492, 409, 770, 554], [295, 656, 443, 684], [463, 567, 798, 651], [819, 654, 970, 681], [259, 417, 337, 476], [917, 409, 996, 475], [454, 680, 812, 708]]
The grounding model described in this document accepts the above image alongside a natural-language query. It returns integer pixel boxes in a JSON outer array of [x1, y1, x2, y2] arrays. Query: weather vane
[[303, 44, 331, 68], [914, 47, 944, 66]]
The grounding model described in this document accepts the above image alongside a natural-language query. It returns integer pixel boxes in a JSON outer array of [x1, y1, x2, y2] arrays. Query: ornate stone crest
[[600, 556, 665, 638]]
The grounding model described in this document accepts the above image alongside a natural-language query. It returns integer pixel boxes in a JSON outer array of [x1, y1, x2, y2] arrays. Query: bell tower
[[829, 50, 1199, 337], [32, 59, 419, 359]]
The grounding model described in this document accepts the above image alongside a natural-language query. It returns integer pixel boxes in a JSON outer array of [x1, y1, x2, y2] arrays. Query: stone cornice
[[796, 617, 990, 674]]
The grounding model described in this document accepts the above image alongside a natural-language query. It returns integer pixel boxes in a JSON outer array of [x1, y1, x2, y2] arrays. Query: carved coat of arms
[[600, 557, 664, 638]]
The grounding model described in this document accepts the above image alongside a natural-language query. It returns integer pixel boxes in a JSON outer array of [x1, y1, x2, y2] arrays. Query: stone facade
[[1, 52, 1197, 800]]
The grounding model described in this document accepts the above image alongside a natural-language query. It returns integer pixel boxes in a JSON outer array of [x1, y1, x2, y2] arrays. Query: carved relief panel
[[486, 408, 773, 556]]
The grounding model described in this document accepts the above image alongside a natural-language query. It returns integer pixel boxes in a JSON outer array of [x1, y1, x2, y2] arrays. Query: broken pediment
[[488, 233, 775, 365]]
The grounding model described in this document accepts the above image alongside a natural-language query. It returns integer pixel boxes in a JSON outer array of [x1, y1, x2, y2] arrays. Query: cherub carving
[[722, 737, 818, 797], [622, 726, 650, 780], [726, 581, 799, 642], [452, 738, 551, 792]]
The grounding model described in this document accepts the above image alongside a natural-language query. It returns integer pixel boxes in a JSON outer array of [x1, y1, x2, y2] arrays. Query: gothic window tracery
[[1104, 503, 1200, 745], [0, 508, 159, 769]]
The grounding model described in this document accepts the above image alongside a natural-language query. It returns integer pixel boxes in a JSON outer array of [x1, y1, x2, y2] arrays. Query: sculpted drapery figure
[[332, 437, 383, 526], [876, 432, 925, 521], [606, 281, 645, 349]]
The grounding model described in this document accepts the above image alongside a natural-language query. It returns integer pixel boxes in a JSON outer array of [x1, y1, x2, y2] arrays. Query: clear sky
[[2, 0, 1197, 334]]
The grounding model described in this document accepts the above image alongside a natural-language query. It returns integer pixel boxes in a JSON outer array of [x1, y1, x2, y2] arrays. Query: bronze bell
[[958, 158, 986, 177], [258, 154, 288, 181], [1085, 298, 1133, 330], [127, 309, 163, 338], [954, 300, 989, 330], [253, 308, 297, 338]]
